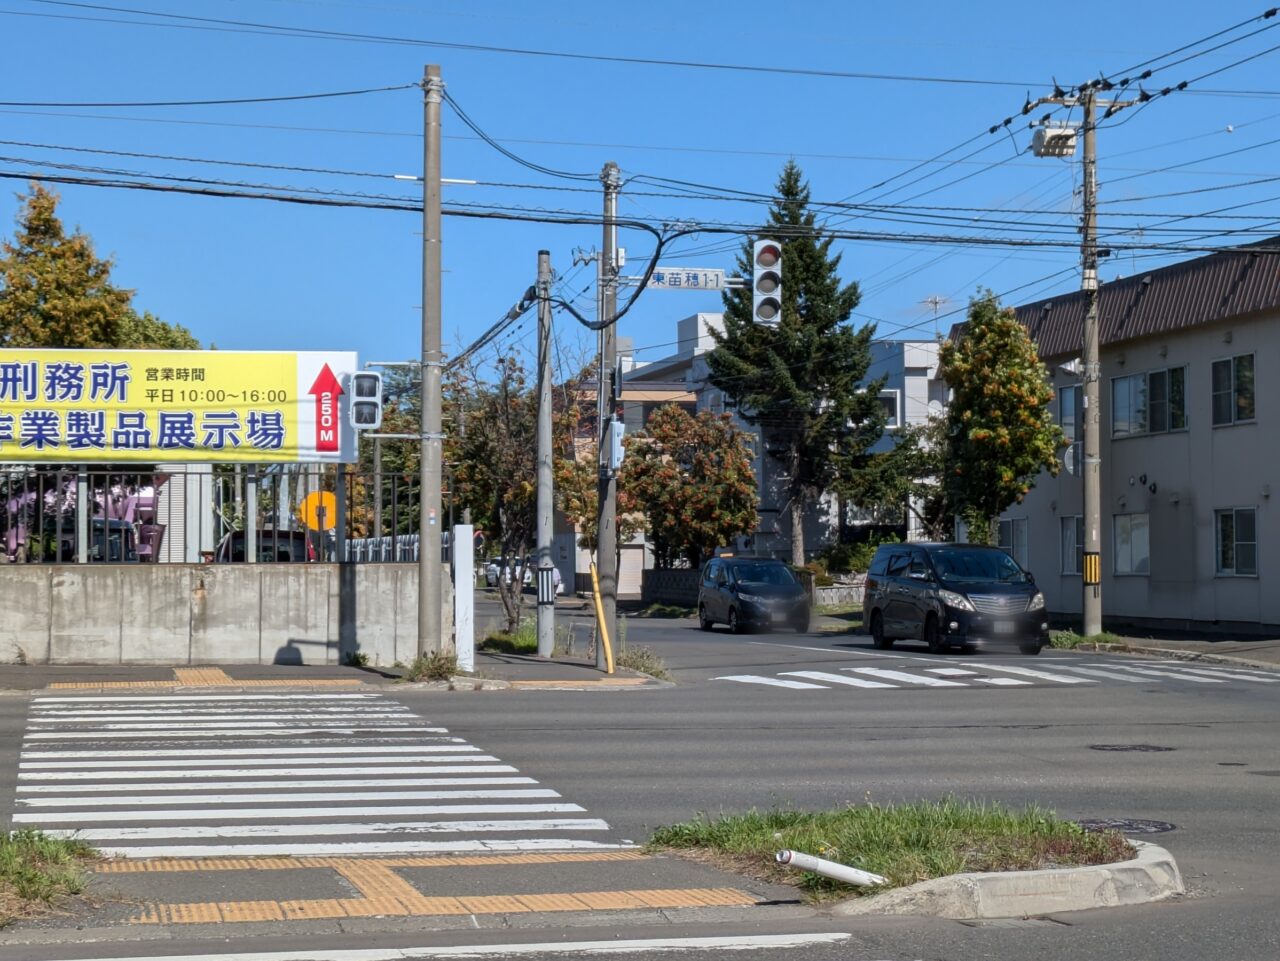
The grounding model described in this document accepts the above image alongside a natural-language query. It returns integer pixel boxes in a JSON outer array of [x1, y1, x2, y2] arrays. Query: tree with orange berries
[[940, 292, 1064, 544]]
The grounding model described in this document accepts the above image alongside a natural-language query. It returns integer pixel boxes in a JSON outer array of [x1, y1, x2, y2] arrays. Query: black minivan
[[862, 543, 1048, 655], [698, 558, 811, 634]]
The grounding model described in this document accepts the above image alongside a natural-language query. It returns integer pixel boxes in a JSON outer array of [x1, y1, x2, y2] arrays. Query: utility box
[[1032, 126, 1078, 158]]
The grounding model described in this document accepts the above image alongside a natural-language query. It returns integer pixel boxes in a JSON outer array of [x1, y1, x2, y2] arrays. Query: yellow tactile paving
[[49, 681, 178, 689], [130, 888, 759, 924], [97, 850, 646, 874], [174, 667, 234, 685], [279, 899, 350, 921], [217, 900, 285, 923], [512, 893, 593, 912]]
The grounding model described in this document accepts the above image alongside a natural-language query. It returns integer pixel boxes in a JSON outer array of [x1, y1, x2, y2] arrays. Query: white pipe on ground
[[775, 849, 887, 886]]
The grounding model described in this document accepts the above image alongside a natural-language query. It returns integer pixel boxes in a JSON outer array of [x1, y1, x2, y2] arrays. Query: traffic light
[[349, 372, 383, 430], [752, 239, 782, 325]]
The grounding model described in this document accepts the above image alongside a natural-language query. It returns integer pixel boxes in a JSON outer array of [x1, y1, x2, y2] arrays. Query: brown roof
[[953, 239, 1280, 361]]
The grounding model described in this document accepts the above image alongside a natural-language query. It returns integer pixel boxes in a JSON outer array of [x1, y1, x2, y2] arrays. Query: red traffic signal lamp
[[752, 239, 782, 325]]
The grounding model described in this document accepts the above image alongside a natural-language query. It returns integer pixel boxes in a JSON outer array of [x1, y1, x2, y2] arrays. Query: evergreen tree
[[940, 292, 1065, 542], [706, 161, 884, 564], [0, 184, 198, 349]]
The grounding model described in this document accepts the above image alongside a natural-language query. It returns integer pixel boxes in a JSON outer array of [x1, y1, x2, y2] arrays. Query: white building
[[992, 240, 1280, 630]]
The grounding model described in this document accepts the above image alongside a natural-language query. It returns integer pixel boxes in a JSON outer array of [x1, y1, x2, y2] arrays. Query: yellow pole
[[589, 562, 615, 674]]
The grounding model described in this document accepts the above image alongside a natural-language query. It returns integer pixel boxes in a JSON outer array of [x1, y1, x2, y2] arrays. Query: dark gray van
[[862, 543, 1048, 655]]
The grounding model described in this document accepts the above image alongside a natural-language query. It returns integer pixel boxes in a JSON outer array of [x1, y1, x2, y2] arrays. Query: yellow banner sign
[[0, 349, 359, 463]]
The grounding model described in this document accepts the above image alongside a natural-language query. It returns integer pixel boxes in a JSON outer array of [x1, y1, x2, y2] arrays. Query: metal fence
[[0, 465, 449, 565]]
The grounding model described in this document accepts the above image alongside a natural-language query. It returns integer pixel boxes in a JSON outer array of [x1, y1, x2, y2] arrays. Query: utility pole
[[1079, 88, 1102, 637], [595, 162, 621, 670], [419, 63, 445, 656], [535, 249, 556, 658], [1026, 81, 1135, 637]]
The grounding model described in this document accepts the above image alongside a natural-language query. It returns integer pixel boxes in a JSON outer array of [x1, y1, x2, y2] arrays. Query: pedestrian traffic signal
[[350, 372, 383, 430], [752, 239, 782, 325]]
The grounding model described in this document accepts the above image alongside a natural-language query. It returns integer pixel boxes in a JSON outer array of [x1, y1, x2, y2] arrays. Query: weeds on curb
[[650, 796, 1131, 899], [1050, 630, 1125, 649], [0, 831, 97, 927], [402, 651, 459, 682]]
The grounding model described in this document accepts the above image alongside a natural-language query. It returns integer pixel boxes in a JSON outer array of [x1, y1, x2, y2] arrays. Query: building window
[[878, 390, 900, 428], [1061, 515, 1084, 575], [1112, 367, 1186, 437], [998, 518, 1028, 569], [1216, 508, 1257, 576], [1212, 354, 1255, 426], [1058, 384, 1082, 474], [1113, 513, 1150, 575]]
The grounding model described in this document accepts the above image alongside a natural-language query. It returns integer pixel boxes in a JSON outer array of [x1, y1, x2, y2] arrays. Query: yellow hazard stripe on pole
[[589, 562, 615, 674], [1083, 552, 1101, 585]]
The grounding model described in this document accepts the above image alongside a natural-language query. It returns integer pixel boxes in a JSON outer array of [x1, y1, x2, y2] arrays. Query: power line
[[15, 1, 1055, 88], [0, 81, 417, 108]]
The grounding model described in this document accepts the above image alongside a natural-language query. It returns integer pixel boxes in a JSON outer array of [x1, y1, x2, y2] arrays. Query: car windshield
[[928, 548, 1029, 584], [729, 562, 796, 586]]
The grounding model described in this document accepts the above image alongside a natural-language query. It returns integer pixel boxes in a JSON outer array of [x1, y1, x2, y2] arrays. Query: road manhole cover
[[1089, 744, 1175, 752], [1076, 818, 1176, 834]]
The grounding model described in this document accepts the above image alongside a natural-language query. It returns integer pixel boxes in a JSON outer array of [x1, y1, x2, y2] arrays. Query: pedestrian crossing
[[713, 659, 1279, 693], [12, 693, 629, 859]]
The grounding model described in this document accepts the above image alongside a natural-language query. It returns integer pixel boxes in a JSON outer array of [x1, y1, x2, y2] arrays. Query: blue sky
[[2, 0, 1279, 374]]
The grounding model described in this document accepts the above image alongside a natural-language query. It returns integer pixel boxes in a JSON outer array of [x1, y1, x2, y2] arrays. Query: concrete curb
[[831, 840, 1183, 920], [1090, 642, 1280, 673]]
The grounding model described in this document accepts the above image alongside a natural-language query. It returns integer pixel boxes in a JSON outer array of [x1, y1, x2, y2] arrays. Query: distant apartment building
[[991, 239, 1280, 629], [626, 314, 946, 559]]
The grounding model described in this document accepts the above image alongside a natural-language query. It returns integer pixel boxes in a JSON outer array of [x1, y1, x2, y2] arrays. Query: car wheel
[[870, 610, 892, 649], [728, 607, 744, 635], [793, 616, 810, 634], [698, 605, 714, 631], [1019, 642, 1043, 656], [924, 615, 947, 655]]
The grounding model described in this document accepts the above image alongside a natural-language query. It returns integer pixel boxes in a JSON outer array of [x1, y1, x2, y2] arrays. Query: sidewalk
[[0, 650, 658, 694]]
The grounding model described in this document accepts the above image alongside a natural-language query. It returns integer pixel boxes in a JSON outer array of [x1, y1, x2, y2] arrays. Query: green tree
[[940, 292, 1064, 543], [620, 405, 758, 568], [0, 184, 198, 349], [706, 161, 884, 564]]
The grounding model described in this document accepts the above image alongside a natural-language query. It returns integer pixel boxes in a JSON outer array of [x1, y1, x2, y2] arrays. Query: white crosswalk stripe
[[958, 663, 1093, 684], [1084, 663, 1224, 683], [12, 693, 629, 858], [712, 658, 1276, 693], [712, 675, 829, 689], [844, 667, 966, 687], [780, 671, 896, 688]]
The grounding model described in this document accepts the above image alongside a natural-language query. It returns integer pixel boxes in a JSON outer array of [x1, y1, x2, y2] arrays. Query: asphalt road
[[1, 604, 1277, 960]]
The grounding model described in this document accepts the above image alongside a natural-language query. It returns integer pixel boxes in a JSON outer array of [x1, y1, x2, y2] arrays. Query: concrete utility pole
[[1027, 81, 1135, 636], [419, 64, 445, 656], [595, 162, 621, 670], [535, 250, 555, 658], [1079, 88, 1103, 637]]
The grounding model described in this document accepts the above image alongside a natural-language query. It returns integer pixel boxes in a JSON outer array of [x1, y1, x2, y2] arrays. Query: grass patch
[[480, 619, 539, 655], [401, 651, 459, 682], [631, 603, 696, 619], [615, 642, 671, 681], [650, 797, 1131, 900], [1050, 630, 1126, 649], [0, 831, 97, 927]]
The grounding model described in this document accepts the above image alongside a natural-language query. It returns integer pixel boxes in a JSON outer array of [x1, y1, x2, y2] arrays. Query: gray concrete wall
[[0, 564, 453, 666]]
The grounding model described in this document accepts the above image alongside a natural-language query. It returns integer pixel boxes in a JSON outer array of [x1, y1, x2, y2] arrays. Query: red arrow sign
[[308, 363, 344, 453]]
